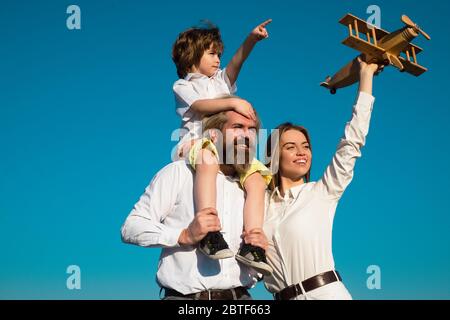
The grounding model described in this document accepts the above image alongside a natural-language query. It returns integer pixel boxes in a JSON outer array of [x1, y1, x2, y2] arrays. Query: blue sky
[[1, 0, 449, 299]]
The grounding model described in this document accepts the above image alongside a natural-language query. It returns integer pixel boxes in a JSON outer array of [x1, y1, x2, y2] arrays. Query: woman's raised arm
[[316, 58, 381, 200]]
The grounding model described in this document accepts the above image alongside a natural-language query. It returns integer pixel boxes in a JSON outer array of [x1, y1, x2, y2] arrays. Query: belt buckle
[[230, 288, 236, 300], [293, 283, 302, 299]]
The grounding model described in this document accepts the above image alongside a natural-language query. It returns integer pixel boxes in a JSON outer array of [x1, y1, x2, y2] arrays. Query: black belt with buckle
[[274, 270, 342, 300], [164, 286, 250, 300]]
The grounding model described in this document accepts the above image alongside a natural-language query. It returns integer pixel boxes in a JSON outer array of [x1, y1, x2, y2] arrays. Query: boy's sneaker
[[236, 243, 273, 276], [199, 231, 234, 260]]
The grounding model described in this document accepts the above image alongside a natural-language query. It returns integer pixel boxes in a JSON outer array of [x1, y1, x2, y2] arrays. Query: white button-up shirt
[[173, 68, 237, 148], [121, 160, 258, 294], [263, 92, 375, 294]]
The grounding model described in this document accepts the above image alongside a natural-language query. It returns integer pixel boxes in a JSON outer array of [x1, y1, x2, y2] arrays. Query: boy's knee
[[195, 151, 219, 174], [244, 172, 267, 191], [196, 148, 219, 166]]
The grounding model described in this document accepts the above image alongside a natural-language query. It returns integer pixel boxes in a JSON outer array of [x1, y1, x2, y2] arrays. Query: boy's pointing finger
[[260, 19, 272, 27]]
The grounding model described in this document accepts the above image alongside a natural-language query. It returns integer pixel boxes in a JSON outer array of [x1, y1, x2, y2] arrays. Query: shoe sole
[[198, 247, 234, 260], [235, 255, 274, 276]]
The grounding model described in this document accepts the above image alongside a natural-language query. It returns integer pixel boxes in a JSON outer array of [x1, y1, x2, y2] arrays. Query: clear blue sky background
[[1, 0, 449, 299]]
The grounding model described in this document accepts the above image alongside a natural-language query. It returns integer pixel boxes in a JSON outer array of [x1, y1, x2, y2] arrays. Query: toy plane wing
[[398, 43, 427, 76], [339, 13, 387, 58], [341, 34, 386, 57], [339, 13, 390, 41], [398, 56, 427, 76]]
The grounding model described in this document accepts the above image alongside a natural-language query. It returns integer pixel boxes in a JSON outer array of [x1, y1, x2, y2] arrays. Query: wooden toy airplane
[[321, 14, 430, 94]]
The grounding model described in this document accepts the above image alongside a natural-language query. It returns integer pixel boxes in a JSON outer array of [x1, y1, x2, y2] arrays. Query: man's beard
[[222, 136, 256, 174]]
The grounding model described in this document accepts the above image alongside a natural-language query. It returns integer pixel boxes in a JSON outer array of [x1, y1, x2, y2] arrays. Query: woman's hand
[[357, 55, 384, 95], [357, 55, 384, 76]]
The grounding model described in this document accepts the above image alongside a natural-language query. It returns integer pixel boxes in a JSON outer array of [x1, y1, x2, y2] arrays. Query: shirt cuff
[[355, 91, 375, 108], [158, 226, 185, 248]]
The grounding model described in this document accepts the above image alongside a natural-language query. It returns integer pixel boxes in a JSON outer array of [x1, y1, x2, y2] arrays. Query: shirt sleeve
[[173, 80, 201, 122], [220, 67, 237, 94], [121, 163, 185, 248], [315, 92, 375, 200]]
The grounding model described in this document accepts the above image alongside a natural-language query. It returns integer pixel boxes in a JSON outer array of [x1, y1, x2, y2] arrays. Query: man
[[121, 100, 268, 300]]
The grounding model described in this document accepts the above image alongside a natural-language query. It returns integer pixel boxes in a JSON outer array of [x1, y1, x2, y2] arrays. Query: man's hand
[[178, 208, 221, 246], [242, 228, 269, 251], [249, 19, 272, 42], [230, 98, 256, 121]]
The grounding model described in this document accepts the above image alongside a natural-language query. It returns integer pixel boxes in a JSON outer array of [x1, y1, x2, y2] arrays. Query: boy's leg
[[194, 148, 219, 210], [194, 148, 234, 259], [242, 172, 266, 232], [236, 172, 273, 275]]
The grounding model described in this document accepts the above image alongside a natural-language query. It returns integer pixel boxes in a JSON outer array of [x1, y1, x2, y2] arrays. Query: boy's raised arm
[[226, 19, 272, 86]]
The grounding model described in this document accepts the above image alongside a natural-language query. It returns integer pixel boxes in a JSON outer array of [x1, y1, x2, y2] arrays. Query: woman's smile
[[293, 157, 308, 166]]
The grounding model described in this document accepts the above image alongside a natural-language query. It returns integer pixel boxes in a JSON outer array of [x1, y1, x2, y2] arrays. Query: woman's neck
[[279, 176, 305, 197]]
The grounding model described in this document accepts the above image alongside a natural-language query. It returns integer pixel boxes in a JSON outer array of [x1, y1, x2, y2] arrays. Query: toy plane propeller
[[321, 14, 431, 94]]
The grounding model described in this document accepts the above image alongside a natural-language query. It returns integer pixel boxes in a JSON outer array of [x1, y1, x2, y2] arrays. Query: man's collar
[[218, 170, 240, 183]]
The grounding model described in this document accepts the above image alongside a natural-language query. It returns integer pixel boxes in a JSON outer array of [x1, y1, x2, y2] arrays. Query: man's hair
[[172, 21, 224, 79]]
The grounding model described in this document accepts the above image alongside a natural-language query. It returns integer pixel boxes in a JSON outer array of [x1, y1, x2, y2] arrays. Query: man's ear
[[208, 129, 218, 143]]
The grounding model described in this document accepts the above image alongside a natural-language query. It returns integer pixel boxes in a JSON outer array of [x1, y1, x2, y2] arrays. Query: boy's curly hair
[[172, 21, 224, 79]]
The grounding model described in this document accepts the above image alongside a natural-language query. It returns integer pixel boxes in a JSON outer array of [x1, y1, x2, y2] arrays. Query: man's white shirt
[[121, 160, 258, 294]]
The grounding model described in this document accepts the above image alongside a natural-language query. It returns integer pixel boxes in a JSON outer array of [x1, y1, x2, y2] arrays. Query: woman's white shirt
[[263, 92, 375, 294]]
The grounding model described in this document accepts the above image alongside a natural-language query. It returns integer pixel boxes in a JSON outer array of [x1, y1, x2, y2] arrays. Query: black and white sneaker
[[236, 243, 273, 276], [199, 231, 234, 260]]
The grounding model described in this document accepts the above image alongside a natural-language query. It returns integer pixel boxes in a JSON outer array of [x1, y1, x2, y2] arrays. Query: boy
[[172, 19, 273, 275]]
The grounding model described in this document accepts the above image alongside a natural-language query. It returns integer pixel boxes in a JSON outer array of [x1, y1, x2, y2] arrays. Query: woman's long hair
[[265, 123, 312, 191]]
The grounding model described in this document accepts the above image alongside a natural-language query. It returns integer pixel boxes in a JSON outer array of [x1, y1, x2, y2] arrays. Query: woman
[[245, 57, 382, 300]]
